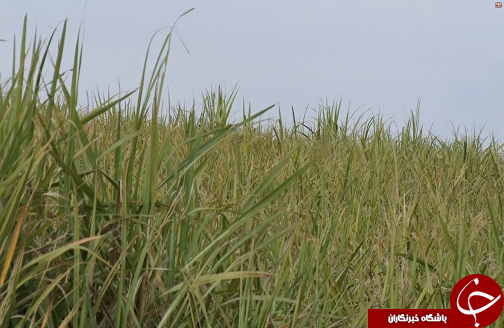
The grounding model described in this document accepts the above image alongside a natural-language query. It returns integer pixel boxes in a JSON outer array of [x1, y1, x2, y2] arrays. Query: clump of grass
[[1, 15, 503, 328]]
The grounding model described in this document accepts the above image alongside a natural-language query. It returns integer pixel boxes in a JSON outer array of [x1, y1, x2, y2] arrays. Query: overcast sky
[[1, 1, 504, 142]]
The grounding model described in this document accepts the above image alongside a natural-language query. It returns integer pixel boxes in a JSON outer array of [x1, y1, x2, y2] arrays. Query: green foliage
[[1, 15, 504, 328]]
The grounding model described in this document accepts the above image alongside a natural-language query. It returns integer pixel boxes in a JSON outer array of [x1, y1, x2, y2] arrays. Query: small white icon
[[456, 278, 501, 327]]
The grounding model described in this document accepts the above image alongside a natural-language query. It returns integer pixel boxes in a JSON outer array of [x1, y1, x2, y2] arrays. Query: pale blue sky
[[1, 1, 504, 141]]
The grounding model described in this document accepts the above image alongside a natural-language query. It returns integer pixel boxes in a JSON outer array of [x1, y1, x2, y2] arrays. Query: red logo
[[368, 274, 503, 327], [496, 2, 502, 8], [450, 274, 503, 327]]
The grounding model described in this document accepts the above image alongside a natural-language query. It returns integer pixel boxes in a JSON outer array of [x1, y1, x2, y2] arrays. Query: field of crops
[[1, 17, 503, 327]]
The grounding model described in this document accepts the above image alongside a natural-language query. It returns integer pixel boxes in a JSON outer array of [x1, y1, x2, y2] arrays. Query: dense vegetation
[[1, 16, 503, 327]]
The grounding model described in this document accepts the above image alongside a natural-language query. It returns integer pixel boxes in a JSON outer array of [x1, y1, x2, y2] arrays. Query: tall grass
[[1, 15, 503, 327]]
